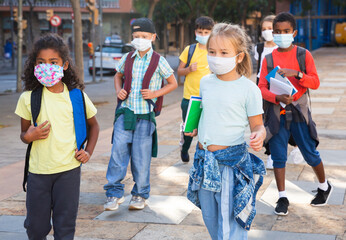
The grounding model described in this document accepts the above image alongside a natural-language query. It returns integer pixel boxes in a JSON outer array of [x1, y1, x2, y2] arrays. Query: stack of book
[[183, 96, 202, 133], [266, 66, 298, 107]]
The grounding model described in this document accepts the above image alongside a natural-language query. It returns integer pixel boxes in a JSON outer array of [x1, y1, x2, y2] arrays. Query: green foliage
[[155, 0, 192, 22], [133, 0, 150, 17], [213, 0, 275, 24], [134, 0, 276, 25]]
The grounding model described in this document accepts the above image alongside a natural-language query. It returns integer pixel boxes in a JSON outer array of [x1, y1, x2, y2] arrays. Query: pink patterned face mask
[[34, 63, 64, 87]]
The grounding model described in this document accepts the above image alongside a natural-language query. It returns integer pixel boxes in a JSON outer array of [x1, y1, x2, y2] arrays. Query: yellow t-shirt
[[179, 43, 210, 99], [15, 83, 97, 174]]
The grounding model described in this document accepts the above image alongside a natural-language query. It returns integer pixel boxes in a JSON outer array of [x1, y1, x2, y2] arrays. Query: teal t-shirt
[[198, 74, 263, 149]]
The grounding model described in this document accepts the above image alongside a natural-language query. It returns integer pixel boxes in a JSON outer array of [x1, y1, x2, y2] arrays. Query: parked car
[[88, 43, 134, 75], [105, 35, 123, 45]]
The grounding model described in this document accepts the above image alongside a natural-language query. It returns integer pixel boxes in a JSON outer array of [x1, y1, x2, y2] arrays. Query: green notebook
[[184, 96, 202, 132]]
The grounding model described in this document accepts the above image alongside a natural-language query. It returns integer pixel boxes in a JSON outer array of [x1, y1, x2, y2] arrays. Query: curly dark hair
[[273, 12, 296, 30], [22, 33, 84, 91]]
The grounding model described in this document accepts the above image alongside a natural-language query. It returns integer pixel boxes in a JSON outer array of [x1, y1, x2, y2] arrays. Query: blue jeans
[[104, 115, 154, 199], [198, 165, 247, 240], [269, 115, 321, 168]]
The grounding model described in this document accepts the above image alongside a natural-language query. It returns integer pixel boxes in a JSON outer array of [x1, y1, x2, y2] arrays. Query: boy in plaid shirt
[[104, 18, 177, 211]]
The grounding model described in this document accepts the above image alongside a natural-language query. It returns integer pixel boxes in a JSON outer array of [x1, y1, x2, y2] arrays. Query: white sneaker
[[266, 155, 274, 169], [289, 147, 304, 164], [104, 196, 125, 211], [128, 195, 147, 210]]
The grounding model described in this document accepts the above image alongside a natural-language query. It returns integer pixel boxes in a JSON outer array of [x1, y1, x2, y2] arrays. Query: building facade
[[277, 0, 346, 50], [0, 0, 138, 55]]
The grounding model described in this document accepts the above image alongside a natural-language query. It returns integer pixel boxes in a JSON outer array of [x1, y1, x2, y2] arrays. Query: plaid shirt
[[115, 48, 174, 114]]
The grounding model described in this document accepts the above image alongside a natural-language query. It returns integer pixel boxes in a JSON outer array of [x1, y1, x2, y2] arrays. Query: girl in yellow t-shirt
[[15, 34, 99, 240]]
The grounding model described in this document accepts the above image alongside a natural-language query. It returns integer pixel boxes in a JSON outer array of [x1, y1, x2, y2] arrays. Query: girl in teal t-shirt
[[185, 23, 266, 240]]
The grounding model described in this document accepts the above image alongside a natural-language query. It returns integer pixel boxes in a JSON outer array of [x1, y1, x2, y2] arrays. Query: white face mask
[[207, 53, 240, 75], [196, 34, 210, 45], [273, 34, 294, 48], [131, 38, 153, 51], [262, 30, 273, 42]]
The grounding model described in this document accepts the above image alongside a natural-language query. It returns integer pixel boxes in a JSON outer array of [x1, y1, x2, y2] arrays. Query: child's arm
[[140, 74, 178, 99], [258, 58, 277, 104], [20, 118, 51, 144], [297, 51, 319, 89], [75, 116, 99, 164], [248, 114, 266, 152], [177, 61, 197, 76], [184, 129, 197, 137], [114, 71, 128, 100], [258, 59, 293, 105]]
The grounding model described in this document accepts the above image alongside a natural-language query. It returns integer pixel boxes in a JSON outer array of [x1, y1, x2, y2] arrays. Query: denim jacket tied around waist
[[187, 142, 266, 230]]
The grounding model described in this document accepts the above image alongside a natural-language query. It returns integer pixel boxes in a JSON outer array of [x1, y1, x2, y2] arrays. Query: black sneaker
[[274, 197, 289, 216], [311, 181, 333, 206], [181, 151, 189, 163]]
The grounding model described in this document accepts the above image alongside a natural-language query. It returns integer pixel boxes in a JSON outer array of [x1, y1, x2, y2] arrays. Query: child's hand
[[276, 94, 293, 105], [75, 149, 91, 164], [277, 68, 298, 78], [117, 89, 129, 100], [249, 132, 264, 152], [184, 129, 198, 137], [24, 120, 51, 142], [189, 62, 197, 72], [140, 89, 157, 99]]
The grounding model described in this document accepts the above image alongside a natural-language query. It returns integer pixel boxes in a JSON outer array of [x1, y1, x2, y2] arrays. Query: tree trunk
[[27, 4, 35, 51], [179, 22, 184, 53], [70, 0, 84, 83], [148, 0, 160, 19], [208, 0, 219, 17], [163, 20, 168, 57], [241, 1, 249, 26]]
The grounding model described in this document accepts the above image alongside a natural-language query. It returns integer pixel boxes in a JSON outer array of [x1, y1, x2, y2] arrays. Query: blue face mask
[[273, 34, 294, 48], [196, 34, 210, 45]]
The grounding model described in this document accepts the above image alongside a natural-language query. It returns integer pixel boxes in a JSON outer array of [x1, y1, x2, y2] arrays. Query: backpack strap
[[265, 53, 274, 74], [23, 86, 43, 192], [296, 46, 311, 107], [296, 46, 306, 74], [185, 43, 197, 68], [256, 42, 265, 85], [69, 88, 88, 150], [141, 51, 162, 116], [256, 43, 265, 75], [117, 51, 135, 109], [123, 51, 135, 94]]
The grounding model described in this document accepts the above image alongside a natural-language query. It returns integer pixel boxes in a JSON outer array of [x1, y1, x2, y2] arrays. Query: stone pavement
[[0, 47, 345, 240]]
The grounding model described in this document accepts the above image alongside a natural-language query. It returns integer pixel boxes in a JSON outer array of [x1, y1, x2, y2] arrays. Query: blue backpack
[[23, 87, 88, 191]]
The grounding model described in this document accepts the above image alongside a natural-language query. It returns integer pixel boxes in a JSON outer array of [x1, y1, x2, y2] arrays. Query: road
[[0, 54, 180, 93]]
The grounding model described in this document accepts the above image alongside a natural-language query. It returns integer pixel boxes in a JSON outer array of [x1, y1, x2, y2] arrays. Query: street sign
[[50, 15, 62, 27]]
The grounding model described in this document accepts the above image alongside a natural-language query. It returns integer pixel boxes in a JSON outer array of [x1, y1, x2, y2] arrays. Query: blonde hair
[[261, 15, 276, 28], [207, 23, 252, 77]]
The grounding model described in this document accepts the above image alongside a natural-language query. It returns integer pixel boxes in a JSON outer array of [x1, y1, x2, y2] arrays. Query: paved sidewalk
[[0, 47, 345, 240]]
